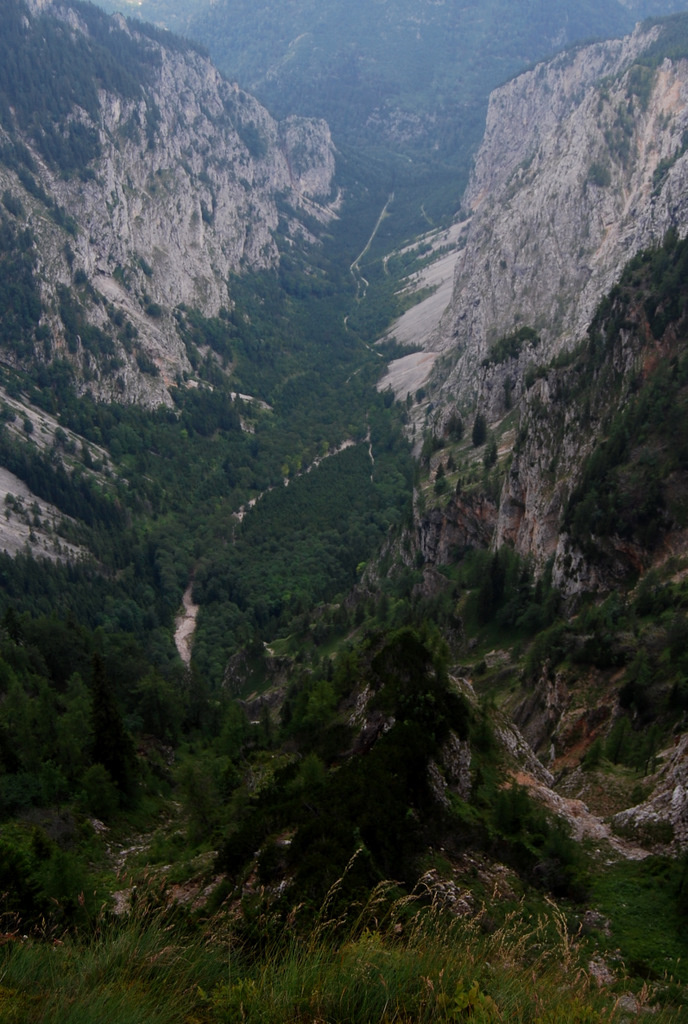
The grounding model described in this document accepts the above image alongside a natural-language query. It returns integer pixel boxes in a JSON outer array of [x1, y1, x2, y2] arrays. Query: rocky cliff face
[[416, 492, 498, 565], [408, 20, 688, 601], [420, 265, 688, 600], [613, 734, 688, 848], [403, 20, 688, 856], [1, 0, 336, 405], [433, 22, 688, 412]]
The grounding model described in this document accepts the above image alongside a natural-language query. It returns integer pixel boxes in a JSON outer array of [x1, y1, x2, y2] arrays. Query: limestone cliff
[[407, 19, 688, 600], [419, 240, 688, 602], [433, 21, 688, 414], [0, 0, 336, 405]]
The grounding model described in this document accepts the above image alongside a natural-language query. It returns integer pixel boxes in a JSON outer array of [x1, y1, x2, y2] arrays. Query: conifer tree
[[90, 653, 136, 805], [472, 412, 487, 447]]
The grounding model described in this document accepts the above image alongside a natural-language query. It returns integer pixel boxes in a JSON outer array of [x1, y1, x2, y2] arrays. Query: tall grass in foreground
[[0, 877, 684, 1023]]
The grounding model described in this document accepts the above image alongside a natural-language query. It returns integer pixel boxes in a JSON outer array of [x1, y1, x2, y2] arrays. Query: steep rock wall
[[417, 492, 499, 564], [434, 23, 688, 409], [1, 1, 336, 405]]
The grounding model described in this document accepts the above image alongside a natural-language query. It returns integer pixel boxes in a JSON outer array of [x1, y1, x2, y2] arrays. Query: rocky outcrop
[[417, 492, 498, 563], [1, 1, 336, 406], [512, 671, 571, 760], [613, 734, 688, 849], [491, 366, 597, 586]]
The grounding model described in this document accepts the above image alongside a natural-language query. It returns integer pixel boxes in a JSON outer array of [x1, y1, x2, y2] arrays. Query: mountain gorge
[[0, 0, 417, 680], [183, 0, 632, 150], [118, 0, 665, 248], [2, 1, 688, 1020]]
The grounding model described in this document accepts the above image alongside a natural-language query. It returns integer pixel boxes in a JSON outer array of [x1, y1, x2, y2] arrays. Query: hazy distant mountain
[[621, 0, 688, 12], [118, 0, 638, 166]]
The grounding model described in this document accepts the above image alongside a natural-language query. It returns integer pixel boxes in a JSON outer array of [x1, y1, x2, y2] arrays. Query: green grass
[[1, 877, 686, 1022], [0, 913, 226, 1023], [591, 858, 688, 993]]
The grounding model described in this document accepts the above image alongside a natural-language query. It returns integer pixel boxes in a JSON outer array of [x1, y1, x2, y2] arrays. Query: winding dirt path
[[233, 438, 357, 522], [349, 192, 394, 301], [173, 440, 362, 662], [174, 583, 199, 666]]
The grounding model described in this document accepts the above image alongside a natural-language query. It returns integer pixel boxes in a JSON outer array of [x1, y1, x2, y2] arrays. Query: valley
[[1, 0, 688, 1021]]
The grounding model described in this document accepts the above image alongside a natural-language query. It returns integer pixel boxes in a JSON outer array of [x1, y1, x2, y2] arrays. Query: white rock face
[[613, 735, 688, 849], [412, 24, 688, 600], [435, 24, 688, 405], [0, 1, 336, 406], [62, 57, 334, 313]]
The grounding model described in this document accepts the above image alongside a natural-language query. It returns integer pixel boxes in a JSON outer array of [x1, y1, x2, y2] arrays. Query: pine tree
[[90, 653, 136, 805], [471, 412, 487, 447]]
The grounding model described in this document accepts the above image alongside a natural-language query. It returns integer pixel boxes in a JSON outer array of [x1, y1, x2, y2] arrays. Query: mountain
[[105, 0, 652, 245], [0, 0, 336, 407], [423, 18, 688, 408], [183, 0, 631, 151], [397, 18, 688, 600]]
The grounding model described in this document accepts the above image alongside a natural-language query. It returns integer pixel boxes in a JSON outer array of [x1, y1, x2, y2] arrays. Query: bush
[[587, 161, 611, 187], [482, 326, 539, 366]]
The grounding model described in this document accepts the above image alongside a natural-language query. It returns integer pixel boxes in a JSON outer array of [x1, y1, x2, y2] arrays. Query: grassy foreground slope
[[0, 894, 656, 1023]]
